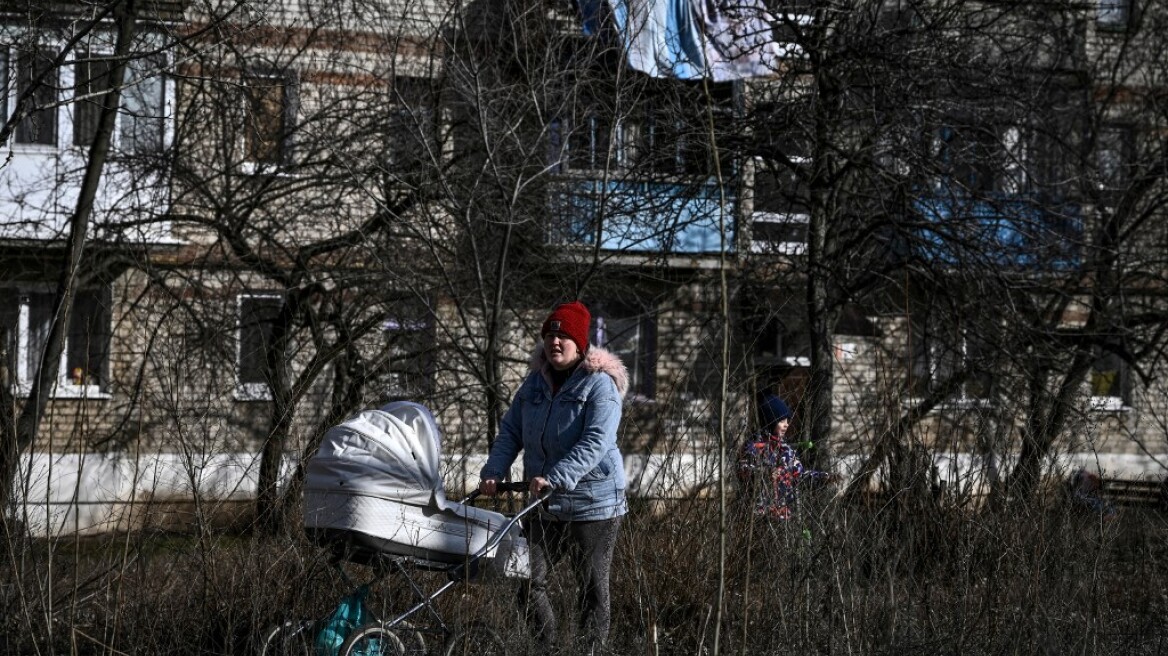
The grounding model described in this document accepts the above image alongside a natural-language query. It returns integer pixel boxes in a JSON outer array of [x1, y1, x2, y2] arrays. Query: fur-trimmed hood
[[528, 344, 630, 400]]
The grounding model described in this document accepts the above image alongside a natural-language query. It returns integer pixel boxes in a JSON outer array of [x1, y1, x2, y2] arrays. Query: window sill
[[1095, 20, 1130, 32], [551, 170, 724, 185], [750, 241, 806, 255], [236, 161, 299, 178], [13, 384, 110, 400], [1089, 396, 1130, 413], [904, 397, 994, 410], [234, 384, 272, 402], [5, 143, 59, 154]]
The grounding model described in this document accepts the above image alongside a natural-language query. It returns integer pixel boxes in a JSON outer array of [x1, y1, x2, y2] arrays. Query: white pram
[[268, 401, 541, 656], [304, 401, 531, 575]]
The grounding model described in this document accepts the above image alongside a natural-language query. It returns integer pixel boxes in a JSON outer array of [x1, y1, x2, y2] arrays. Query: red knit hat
[[541, 301, 591, 354]]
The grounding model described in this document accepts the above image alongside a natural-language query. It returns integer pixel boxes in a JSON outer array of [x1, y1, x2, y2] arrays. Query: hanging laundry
[[576, 0, 795, 80]]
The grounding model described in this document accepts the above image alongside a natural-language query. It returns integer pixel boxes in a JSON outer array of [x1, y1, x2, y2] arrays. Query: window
[[568, 114, 619, 171], [551, 87, 733, 177], [120, 55, 166, 152], [73, 54, 116, 147], [1089, 348, 1130, 411], [932, 124, 1003, 194], [908, 316, 994, 404], [1097, 123, 1133, 199], [751, 213, 807, 255], [1097, 0, 1130, 28], [751, 157, 809, 255], [753, 316, 809, 367], [237, 294, 282, 398], [996, 126, 1029, 195], [386, 76, 437, 173], [0, 50, 7, 125], [0, 287, 110, 396], [643, 110, 714, 176], [550, 110, 629, 173], [243, 71, 296, 164], [928, 122, 1050, 197], [591, 304, 655, 398], [382, 311, 431, 399], [16, 48, 59, 145]]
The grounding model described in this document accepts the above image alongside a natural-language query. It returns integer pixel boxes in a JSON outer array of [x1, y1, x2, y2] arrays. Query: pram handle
[[446, 486, 551, 582], [462, 480, 534, 503]]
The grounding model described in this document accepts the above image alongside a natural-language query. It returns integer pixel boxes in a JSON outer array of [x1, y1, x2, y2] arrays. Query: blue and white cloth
[[578, 0, 795, 80]]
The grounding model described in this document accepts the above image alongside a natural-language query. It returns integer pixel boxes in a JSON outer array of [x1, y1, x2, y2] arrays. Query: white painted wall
[[10, 448, 1166, 537]]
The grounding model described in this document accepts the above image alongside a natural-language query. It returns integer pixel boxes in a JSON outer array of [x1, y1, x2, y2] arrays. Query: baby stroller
[[260, 401, 543, 656]]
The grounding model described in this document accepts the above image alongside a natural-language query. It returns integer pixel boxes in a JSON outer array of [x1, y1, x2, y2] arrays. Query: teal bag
[[314, 585, 373, 656]]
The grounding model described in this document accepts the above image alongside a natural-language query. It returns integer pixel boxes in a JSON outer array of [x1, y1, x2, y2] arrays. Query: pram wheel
[[374, 621, 427, 656], [442, 621, 506, 656], [258, 620, 315, 656], [339, 623, 407, 656]]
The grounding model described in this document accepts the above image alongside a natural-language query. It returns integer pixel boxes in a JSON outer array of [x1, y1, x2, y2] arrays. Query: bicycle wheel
[[442, 621, 506, 656], [258, 620, 315, 656], [339, 623, 407, 656]]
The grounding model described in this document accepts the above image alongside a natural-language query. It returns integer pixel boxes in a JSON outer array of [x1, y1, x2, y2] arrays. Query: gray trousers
[[519, 514, 622, 654]]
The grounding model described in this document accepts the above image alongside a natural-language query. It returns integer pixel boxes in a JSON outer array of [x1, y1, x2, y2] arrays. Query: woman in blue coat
[[480, 301, 629, 655]]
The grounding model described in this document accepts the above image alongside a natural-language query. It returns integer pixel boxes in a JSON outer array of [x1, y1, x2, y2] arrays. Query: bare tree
[[0, 0, 213, 528]]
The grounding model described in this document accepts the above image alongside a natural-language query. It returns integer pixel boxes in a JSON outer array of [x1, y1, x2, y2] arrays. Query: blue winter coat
[[481, 345, 629, 521]]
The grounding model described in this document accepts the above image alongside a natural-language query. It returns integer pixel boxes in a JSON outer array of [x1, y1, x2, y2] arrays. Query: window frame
[[1096, 0, 1131, 29], [384, 75, 438, 173], [1088, 347, 1131, 412], [235, 293, 284, 401], [751, 155, 810, 255], [381, 311, 432, 399], [1096, 122, 1134, 203], [752, 315, 810, 368], [0, 285, 111, 398], [552, 112, 629, 174], [750, 211, 808, 256], [242, 68, 298, 167], [590, 304, 656, 399], [14, 46, 60, 146], [551, 87, 734, 179], [117, 53, 168, 153], [908, 316, 995, 407], [1, 43, 171, 152]]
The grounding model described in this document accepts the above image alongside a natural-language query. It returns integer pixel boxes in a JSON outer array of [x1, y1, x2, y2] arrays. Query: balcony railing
[[547, 177, 736, 254], [913, 192, 1082, 270]]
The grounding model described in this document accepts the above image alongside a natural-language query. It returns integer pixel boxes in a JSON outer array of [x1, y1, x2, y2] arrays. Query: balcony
[[547, 177, 736, 254], [913, 192, 1082, 271]]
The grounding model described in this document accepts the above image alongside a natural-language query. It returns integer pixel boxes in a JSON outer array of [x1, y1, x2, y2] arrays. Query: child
[[736, 395, 823, 520]]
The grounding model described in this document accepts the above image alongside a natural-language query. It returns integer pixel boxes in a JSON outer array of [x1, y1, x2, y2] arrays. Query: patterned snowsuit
[[736, 434, 820, 520]]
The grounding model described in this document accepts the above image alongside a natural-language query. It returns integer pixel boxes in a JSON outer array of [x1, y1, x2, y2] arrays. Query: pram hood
[[303, 401, 529, 577], [305, 400, 454, 510]]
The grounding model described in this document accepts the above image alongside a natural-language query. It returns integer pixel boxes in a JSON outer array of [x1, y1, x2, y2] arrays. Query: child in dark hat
[[736, 394, 823, 520]]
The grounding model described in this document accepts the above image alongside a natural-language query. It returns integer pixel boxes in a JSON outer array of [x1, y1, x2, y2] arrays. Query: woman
[[479, 301, 629, 655]]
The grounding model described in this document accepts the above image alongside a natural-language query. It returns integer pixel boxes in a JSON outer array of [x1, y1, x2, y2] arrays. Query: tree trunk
[[256, 297, 298, 533], [0, 0, 137, 528]]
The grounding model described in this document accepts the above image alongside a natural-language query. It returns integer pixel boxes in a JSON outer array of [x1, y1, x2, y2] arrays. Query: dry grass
[[3, 489, 1167, 655]]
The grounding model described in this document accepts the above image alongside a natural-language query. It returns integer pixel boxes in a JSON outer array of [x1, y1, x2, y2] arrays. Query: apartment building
[[3, 0, 1166, 533]]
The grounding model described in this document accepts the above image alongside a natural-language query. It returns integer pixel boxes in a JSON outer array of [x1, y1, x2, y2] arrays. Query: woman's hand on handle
[[530, 476, 552, 497], [479, 478, 498, 497]]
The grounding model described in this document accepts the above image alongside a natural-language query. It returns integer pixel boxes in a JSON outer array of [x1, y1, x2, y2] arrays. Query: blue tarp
[[914, 193, 1082, 270]]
